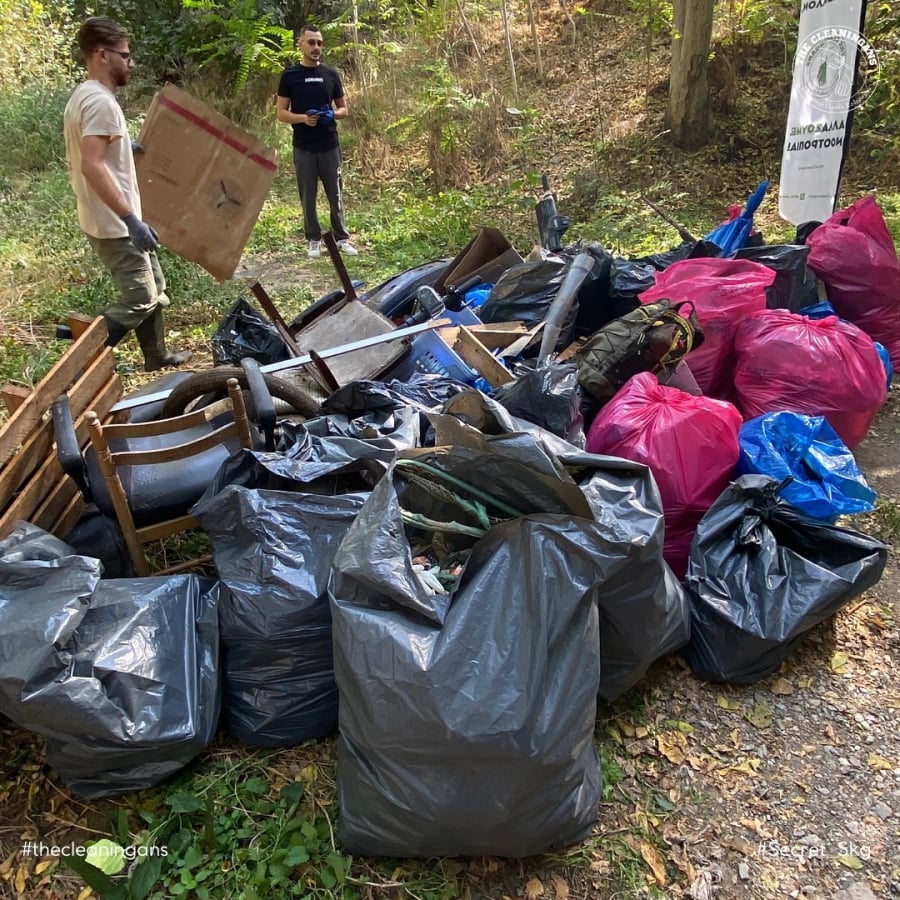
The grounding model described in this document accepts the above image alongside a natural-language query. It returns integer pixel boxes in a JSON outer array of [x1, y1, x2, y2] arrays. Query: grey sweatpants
[[292, 145, 349, 242]]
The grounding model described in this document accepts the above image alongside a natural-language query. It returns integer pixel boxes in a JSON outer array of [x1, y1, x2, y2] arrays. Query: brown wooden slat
[[137, 514, 198, 543], [47, 492, 87, 541], [68, 313, 99, 341], [0, 316, 107, 468], [112, 424, 240, 466], [0, 354, 117, 509], [0, 454, 66, 537], [31, 475, 80, 535], [70, 376, 127, 446], [0, 417, 54, 512], [1, 385, 31, 416], [449, 326, 515, 389], [66, 350, 121, 419], [0, 369, 123, 514], [158, 553, 213, 575]]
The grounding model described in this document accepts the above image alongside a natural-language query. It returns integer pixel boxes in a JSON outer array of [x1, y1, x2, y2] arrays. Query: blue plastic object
[[736, 412, 876, 522], [306, 106, 334, 123], [800, 302, 893, 388], [874, 342, 894, 389], [705, 180, 769, 256], [798, 300, 838, 319], [464, 286, 492, 310], [386, 329, 479, 385]]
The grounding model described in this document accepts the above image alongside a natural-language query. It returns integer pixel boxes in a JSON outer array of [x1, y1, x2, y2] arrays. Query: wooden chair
[[84, 377, 253, 576]]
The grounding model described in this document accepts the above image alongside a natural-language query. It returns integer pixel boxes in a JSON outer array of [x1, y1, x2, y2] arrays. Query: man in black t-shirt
[[276, 25, 358, 258]]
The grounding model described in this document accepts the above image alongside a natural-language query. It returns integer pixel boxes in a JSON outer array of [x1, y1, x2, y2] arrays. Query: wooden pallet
[[0, 315, 123, 540]]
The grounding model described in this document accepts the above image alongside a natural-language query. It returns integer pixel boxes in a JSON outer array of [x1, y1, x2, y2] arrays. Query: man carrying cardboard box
[[63, 16, 192, 371]]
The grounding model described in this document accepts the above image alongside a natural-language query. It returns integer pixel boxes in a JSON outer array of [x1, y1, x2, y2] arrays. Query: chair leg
[[85, 411, 152, 577], [226, 377, 254, 450]]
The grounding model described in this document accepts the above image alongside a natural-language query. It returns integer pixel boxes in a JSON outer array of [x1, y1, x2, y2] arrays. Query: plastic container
[[386, 329, 479, 384]]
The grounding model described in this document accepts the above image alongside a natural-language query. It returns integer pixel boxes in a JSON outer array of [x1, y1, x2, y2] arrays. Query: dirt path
[[575, 398, 900, 900]]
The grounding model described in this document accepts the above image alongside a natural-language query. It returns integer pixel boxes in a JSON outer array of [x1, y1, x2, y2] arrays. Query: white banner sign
[[778, 0, 877, 225]]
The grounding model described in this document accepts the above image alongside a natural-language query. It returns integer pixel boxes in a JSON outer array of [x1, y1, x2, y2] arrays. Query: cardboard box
[[136, 84, 277, 282], [435, 225, 523, 293]]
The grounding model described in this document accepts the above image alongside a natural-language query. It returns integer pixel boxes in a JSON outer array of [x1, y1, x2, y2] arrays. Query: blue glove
[[131, 139, 144, 154], [306, 106, 334, 124], [122, 213, 159, 252]]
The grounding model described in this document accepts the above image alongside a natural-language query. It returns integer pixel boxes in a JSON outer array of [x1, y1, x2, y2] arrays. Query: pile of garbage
[[1, 185, 897, 859]]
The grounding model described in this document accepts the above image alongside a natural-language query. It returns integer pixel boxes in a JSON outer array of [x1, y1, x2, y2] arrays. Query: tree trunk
[[666, 0, 715, 149]]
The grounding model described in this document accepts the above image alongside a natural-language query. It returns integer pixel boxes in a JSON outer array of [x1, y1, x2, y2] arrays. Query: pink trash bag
[[586, 372, 743, 580], [733, 309, 887, 449], [807, 195, 900, 368], [640, 257, 774, 399]]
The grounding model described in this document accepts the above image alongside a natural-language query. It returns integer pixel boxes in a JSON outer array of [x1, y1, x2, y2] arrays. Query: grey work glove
[[131, 139, 145, 154], [121, 212, 159, 252]]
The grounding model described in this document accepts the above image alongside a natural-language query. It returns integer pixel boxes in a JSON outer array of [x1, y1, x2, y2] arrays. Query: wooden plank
[[446, 326, 515, 389], [47, 492, 87, 541], [68, 313, 99, 341], [1, 385, 31, 416], [138, 514, 199, 543], [0, 417, 54, 512], [0, 454, 66, 538], [68, 376, 124, 449], [31, 474, 80, 536], [466, 322, 528, 349], [499, 320, 545, 359], [0, 316, 108, 468], [556, 338, 586, 362], [66, 350, 121, 419]]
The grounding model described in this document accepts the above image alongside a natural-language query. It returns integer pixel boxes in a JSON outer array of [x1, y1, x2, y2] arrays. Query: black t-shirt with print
[[278, 63, 344, 152]]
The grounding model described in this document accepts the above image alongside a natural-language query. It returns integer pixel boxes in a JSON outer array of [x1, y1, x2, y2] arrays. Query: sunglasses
[[103, 48, 133, 61]]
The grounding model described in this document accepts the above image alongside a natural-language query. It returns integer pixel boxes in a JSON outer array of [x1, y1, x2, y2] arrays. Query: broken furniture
[[0, 314, 122, 542], [54, 362, 271, 577]]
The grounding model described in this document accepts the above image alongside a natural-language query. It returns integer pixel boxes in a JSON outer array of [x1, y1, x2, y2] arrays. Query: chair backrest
[[85, 377, 253, 576]]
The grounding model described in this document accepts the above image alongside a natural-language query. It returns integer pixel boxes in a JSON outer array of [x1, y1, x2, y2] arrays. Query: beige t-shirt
[[63, 80, 141, 240]]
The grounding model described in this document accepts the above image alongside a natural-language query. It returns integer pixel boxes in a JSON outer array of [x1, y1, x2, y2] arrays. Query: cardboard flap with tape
[[136, 84, 277, 282]]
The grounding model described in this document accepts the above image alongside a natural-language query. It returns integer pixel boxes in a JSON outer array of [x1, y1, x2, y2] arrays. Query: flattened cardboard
[[435, 225, 523, 293], [136, 84, 277, 282]]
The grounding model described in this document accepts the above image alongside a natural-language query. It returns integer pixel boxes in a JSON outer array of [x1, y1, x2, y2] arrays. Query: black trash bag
[[194, 486, 366, 747], [684, 475, 887, 684], [568, 242, 616, 336], [323, 375, 469, 417], [210, 296, 292, 366], [0, 524, 220, 798], [330, 444, 606, 857], [296, 404, 423, 447], [478, 258, 578, 349], [61, 504, 134, 579], [197, 408, 415, 498], [491, 362, 586, 447], [734, 244, 820, 311], [429, 396, 690, 700], [608, 239, 722, 304]]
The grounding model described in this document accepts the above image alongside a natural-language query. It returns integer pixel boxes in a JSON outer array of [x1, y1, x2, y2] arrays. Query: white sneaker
[[337, 239, 359, 255], [308, 240, 321, 259]]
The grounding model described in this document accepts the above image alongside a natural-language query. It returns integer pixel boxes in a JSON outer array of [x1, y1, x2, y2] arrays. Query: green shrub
[[0, 83, 72, 175]]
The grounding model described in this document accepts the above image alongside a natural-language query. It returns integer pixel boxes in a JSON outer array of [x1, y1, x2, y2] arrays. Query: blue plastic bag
[[736, 412, 876, 522]]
